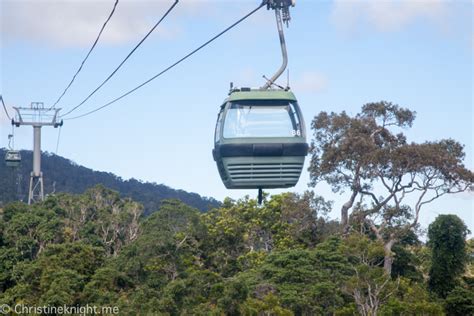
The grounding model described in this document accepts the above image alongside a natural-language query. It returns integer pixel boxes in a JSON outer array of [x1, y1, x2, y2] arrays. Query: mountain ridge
[[0, 148, 220, 213]]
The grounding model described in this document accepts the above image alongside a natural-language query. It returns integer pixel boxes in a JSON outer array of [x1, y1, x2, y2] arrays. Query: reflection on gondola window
[[223, 101, 302, 138]]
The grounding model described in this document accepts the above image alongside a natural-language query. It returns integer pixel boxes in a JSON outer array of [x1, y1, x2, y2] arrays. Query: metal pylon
[[28, 171, 44, 203], [12, 102, 63, 204]]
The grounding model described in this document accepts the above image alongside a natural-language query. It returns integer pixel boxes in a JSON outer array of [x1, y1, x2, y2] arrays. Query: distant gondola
[[5, 150, 21, 168]]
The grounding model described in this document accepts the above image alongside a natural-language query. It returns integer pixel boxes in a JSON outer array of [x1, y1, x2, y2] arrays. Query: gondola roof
[[225, 88, 297, 103]]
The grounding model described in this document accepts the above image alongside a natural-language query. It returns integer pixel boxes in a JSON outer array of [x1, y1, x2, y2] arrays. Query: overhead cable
[[65, 2, 265, 120], [55, 125, 62, 155], [51, 0, 120, 109], [1, 95, 12, 120], [61, 0, 179, 117]]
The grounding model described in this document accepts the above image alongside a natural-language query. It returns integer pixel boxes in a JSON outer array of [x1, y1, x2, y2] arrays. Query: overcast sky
[[1, 0, 472, 235]]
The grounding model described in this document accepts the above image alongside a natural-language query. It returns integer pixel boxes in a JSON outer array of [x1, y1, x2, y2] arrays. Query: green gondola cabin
[[213, 88, 308, 189]]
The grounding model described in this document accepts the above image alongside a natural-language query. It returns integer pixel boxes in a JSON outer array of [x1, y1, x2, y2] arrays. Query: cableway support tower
[[12, 102, 63, 204]]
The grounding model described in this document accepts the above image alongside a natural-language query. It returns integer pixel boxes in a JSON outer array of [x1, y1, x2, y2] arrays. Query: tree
[[55, 185, 143, 256], [2, 203, 64, 260], [309, 101, 473, 274], [378, 278, 443, 316], [244, 293, 293, 316], [0, 242, 105, 306], [342, 234, 398, 316], [444, 286, 474, 316], [428, 214, 469, 298], [1, 181, 456, 314], [256, 237, 351, 314], [202, 193, 332, 277]]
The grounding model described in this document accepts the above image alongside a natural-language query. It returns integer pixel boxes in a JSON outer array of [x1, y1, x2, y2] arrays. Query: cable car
[[212, 1, 306, 202], [5, 150, 21, 168], [212, 88, 308, 190]]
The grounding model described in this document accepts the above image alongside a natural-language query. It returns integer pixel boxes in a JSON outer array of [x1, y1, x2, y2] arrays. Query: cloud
[[331, 0, 449, 33], [291, 71, 328, 93], [1, 0, 278, 48], [0, 0, 216, 47]]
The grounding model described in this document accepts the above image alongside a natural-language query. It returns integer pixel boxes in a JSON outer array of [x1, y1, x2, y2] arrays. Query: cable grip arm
[[261, 5, 290, 89]]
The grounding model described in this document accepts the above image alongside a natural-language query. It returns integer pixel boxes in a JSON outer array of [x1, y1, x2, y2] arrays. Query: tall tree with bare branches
[[309, 101, 473, 274]]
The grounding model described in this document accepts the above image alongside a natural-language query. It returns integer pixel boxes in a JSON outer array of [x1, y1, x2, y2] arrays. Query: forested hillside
[[0, 187, 472, 315], [0, 149, 220, 213]]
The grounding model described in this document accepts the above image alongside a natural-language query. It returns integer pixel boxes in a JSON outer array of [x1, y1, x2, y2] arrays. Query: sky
[[1, 0, 473, 236]]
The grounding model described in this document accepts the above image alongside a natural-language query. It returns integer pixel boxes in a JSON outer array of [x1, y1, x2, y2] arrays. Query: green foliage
[[444, 286, 474, 315], [391, 244, 423, 282], [244, 293, 293, 315], [203, 192, 332, 277], [3, 203, 63, 260], [1, 242, 104, 306], [255, 238, 351, 315], [82, 267, 132, 305], [379, 278, 444, 316], [0, 247, 21, 291], [342, 234, 397, 316], [0, 185, 455, 315], [0, 186, 145, 307], [428, 214, 469, 298]]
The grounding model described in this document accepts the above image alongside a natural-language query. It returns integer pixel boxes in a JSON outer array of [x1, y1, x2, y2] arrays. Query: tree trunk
[[383, 239, 396, 275], [341, 190, 358, 233]]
